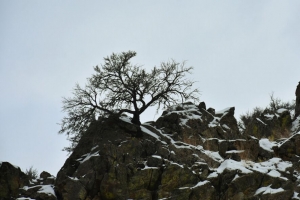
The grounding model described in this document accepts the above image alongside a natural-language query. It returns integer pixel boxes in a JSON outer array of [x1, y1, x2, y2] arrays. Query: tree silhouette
[[59, 51, 199, 151]]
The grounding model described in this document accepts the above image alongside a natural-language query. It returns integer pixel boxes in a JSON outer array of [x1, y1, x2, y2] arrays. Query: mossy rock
[[160, 163, 198, 192], [128, 168, 161, 191]]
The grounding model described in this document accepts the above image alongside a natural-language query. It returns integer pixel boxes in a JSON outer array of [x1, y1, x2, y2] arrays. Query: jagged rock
[[277, 133, 300, 162], [295, 82, 300, 118], [0, 162, 29, 199], [224, 171, 264, 199], [244, 108, 292, 140], [198, 101, 206, 110], [50, 102, 300, 200]]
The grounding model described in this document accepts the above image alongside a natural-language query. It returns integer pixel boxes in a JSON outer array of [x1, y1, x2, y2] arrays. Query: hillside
[[1, 100, 300, 199]]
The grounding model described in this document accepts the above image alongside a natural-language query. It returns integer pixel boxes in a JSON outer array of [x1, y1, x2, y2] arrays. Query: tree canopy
[[59, 51, 199, 151]]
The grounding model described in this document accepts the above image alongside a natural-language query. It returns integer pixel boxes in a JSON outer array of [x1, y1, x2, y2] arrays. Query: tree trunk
[[131, 113, 141, 125]]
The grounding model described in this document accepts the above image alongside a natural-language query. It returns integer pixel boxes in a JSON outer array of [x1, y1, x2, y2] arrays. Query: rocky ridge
[[2, 101, 300, 200]]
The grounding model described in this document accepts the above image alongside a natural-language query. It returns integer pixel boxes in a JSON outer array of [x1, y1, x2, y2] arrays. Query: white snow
[[140, 125, 160, 140], [22, 185, 56, 197], [267, 170, 281, 177], [68, 176, 79, 181], [179, 180, 210, 190], [77, 151, 100, 164], [119, 115, 133, 123], [215, 107, 232, 115], [277, 108, 288, 114], [204, 151, 224, 162], [278, 132, 300, 147], [242, 158, 292, 176], [170, 161, 184, 169], [16, 198, 35, 200], [276, 160, 292, 172], [91, 145, 98, 151], [256, 118, 267, 125], [192, 180, 210, 188], [152, 155, 162, 159], [207, 172, 218, 178], [217, 159, 252, 174], [264, 114, 274, 120], [37, 185, 56, 196], [142, 166, 159, 170], [293, 192, 300, 200], [222, 124, 230, 130], [226, 150, 244, 154], [232, 174, 240, 181], [259, 138, 276, 152], [208, 118, 220, 128], [255, 185, 284, 195], [291, 116, 300, 132]]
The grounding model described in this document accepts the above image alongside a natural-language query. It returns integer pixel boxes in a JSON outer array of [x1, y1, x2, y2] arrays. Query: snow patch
[[255, 185, 284, 195], [267, 170, 281, 177], [119, 115, 132, 124], [207, 172, 218, 178], [141, 126, 161, 140], [264, 114, 274, 120], [256, 118, 267, 125], [76, 151, 100, 164], [37, 185, 56, 196], [277, 108, 288, 114], [217, 159, 252, 174], [226, 150, 244, 154], [215, 107, 232, 115], [259, 138, 276, 152], [293, 192, 300, 200], [192, 180, 210, 188]]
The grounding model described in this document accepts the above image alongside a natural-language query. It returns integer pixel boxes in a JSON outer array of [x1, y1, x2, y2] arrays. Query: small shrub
[[25, 166, 38, 180]]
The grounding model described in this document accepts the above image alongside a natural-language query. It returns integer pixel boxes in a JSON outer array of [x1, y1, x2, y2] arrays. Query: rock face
[[295, 82, 300, 118], [53, 102, 300, 200], [4, 101, 300, 200], [0, 162, 29, 199], [18, 171, 57, 200]]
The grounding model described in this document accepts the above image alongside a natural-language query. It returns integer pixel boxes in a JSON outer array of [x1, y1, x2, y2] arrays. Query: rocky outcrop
[[53, 102, 300, 200], [18, 171, 57, 200], [0, 162, 29, 199], [295, 82, 300, 118], [244, 108, 292, 140], [4, 100, 300, 199]]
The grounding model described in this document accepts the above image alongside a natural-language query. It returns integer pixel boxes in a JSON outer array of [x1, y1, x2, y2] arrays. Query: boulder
[[0, 162, 29, 199]]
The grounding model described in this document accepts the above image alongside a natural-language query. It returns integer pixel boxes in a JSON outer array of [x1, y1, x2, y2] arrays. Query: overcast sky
[[1, 1, 300, 176]]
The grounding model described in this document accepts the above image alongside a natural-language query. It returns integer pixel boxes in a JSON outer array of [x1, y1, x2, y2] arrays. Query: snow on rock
[[204, 150, 224, 162], [207, 172, 218, 179], [255, 185, 284, 196], [76, 151, 100, 164], [215, 107, 232, 115], [293, 192, 300, 200], [267, 170, 281, 177], [244, 157, 292, 174], [217, 159, 252, 174], [277, 108, 288, 114], [119, 115, 133, 124], [141, 125, 161, 140], [37, 185, 56, 196], [192, 180, 210, 188], [264, 114, 275, 120], [259, 138, 277, 152], [292, 116, 300, 132], [256, 118, 267, 125]]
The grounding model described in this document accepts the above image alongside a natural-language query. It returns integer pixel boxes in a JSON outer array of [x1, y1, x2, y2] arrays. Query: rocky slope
[[2, 102, 300, 200]]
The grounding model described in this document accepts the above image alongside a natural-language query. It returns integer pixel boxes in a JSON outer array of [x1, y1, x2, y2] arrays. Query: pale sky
[[1, 1, 299, 176]]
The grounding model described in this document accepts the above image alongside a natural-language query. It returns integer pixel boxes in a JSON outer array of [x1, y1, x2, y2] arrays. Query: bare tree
[[59, 51, 199, 151]]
